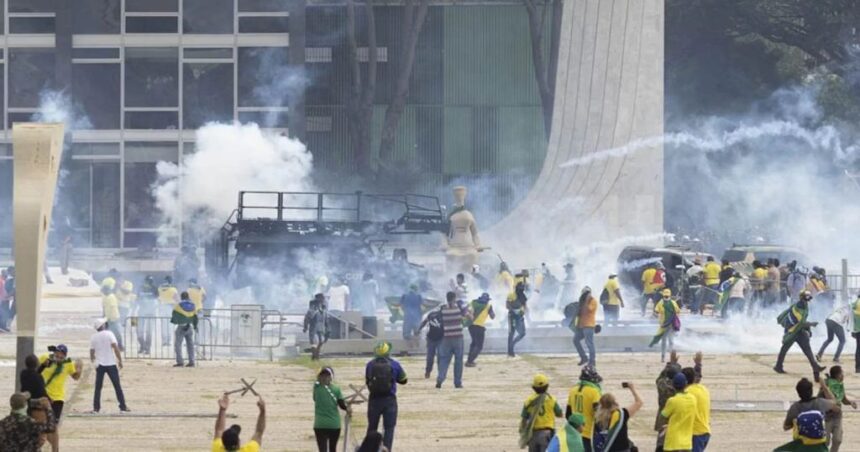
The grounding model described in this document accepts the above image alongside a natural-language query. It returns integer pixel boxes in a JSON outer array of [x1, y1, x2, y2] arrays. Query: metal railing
[[123, 306, 285, 361]]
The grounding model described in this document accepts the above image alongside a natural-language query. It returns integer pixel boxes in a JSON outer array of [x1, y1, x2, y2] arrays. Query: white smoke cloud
[[152, 122, 315, 243], [31, 90, 92, 130]]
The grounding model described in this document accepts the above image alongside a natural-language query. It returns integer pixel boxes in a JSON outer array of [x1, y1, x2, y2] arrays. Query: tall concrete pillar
[[490, 0, 664, 258], [12, 123, 64, 391]]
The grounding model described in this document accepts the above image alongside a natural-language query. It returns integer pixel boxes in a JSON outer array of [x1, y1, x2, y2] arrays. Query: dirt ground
[[1, 293, 859, 451]]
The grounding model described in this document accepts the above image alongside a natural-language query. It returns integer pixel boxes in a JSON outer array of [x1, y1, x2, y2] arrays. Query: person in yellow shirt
[[102, 285, 124, 351], [116, 280, 136, 325], [750, 261, 768, 311], [495, 262, 515, 298], [213, 393, 265, 452], [573, 287, 598, 367], [702, 257, 721, 310], [660, 373, 698, 452], [39, 344, 83, 452], [521, 374, 563, 452], [641, 264, 659, 316], [187, 278, 207, 313], [682, 366, 711, 452], [100, 268, 119, 292], [566, 366, 603, 451], [466, 292, 495, 367], [158, 276, 179, 346], [651, 289, 681, 362], [601, 274, 624, 324]]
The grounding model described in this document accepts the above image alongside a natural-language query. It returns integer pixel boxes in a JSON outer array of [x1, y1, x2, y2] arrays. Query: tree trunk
[[524, 0, 558, 139], [377, 0, 430, 166], [346, 0, 377, 176]]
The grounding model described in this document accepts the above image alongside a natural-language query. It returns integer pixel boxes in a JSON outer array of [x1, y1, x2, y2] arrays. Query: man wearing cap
[[89, 318, 129, 413], [213, 393, 265, 452], [546, 413, 586, 452], [39, 344, 82, 451], [466, 292, 495, 367], [0, 392, 55, 451], [365, 341, 407, 451], [521, 374, 563, 452], [566, 366, 602, 452], [660, 373, 697, 452]]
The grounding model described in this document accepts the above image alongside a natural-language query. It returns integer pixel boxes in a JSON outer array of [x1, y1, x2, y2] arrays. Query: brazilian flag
[[171, 300, 199, 329]]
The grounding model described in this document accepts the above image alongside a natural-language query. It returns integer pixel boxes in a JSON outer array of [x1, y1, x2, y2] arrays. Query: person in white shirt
[[89, 318, 129, 413], [326, 279, 351, 312], [817, 303, 853, 363]]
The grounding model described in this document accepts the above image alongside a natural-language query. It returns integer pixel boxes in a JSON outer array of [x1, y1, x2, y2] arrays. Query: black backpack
[[426, 310, 444, 341], [368, 357, 394, 396]]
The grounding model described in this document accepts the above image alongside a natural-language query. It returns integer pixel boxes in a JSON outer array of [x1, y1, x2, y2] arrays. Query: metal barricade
[[123, 305, 284, 361]]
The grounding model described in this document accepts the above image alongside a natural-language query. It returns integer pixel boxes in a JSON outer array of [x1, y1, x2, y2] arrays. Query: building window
[[124, 111, 179, 129], [183, 48, 232, 59], [238, 47, 290, 108], [9, 17, 54, 34], [238, 0, 290, 12], [72, 48, 121, 59], [9, 48, 54, 108], [183, 62, 234, 129], [238, 16, 289, 33], [72, 63, 121, 129], [73, 0, 121, 34], [125, 0, 178, 13], [125, 16, 178, 33], [0, 161, 12, 246], [9, 0, 52, 13], [123, 141, 178, 232], [183, 0, 233, 34], [125, 47, 179, 108]]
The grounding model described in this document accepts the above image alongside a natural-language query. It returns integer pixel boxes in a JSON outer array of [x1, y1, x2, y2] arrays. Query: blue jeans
[[508, 314, 526, 355], [693, 433, 710, 452], [436, 337, 464, 387], [573, 327, 595, 366], [425, 337, 440, 376], [93, 365, 127, 412], [367, 395, 397, 451], [402, 316, 421, 340], [174, 324, 195, 365]]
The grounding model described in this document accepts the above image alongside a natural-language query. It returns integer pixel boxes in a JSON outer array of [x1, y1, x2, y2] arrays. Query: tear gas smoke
[[31, 90, 93, 130], [152, 122, 315, 243]]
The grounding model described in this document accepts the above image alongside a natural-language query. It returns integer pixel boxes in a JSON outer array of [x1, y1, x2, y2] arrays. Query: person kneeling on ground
[[212, 393, 265, 452], [520, 373, 563, 452]]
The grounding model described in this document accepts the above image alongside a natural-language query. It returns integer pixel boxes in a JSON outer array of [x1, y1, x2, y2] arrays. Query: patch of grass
[[276, 355, 321, 370]]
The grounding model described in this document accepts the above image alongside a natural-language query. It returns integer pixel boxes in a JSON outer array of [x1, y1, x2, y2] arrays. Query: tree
[[523, 0, 562, 138], [377, 0, 431, 171], [345, 0, 377, 175]]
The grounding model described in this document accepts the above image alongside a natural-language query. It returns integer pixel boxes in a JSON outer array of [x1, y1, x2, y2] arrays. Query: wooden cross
[[342, 384, 368, 452]]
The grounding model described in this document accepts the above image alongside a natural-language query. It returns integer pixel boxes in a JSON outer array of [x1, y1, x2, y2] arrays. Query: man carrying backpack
[[365, 341, 408, 451]]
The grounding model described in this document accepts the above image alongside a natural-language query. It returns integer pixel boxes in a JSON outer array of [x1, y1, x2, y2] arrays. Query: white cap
[[93, 318, 107, 330], [472, 264, 480, 272]]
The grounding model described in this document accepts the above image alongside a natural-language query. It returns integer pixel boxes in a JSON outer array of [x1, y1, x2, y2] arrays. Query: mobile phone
[[621, 382, 629, 388]]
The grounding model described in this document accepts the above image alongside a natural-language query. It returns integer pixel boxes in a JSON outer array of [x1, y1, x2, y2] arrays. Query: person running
[[212, 393, 265, 452], [171, 291, 199, 367], [39, 344, 83, 452], [853, 294, 860, 374], [573, 287, 598, 367], [507, 282, 528, 357], [436, 291, 472, 389], [313, 367, 350, 452], [601, 274, 624, 324], [567, 366, 603, 452], [818, 366, 856, 452], [365, 341, 407, 451], [774, 378, 838, 452], [590, 382, 643, 452], [682, 364, 710, 452], [640, 263, 660, 316], [89, 318, 129, 413], [650, 289, 680, 362], [466, 292, 495, 367], [400, 285, 423, 348], [520, 374, 563, 452], [816, 302, 852, 364], [774, 291, 825, 381], [546, 413, 586, 452], [418, 306, 444, 379], [303, 294, 329, 360], [660, 373, 697, 452]]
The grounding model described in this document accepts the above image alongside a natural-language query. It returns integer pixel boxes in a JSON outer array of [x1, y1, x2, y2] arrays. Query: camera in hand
[[622, 382, 630, 388]]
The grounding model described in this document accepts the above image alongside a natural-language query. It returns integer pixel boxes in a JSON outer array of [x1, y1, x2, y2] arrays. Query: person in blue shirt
[[400, 285, 424, 346], [365, 341, 408, 451]]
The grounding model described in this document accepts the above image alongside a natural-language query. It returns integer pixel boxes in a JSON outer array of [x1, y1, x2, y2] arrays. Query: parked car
[[721, 244, 809, 271], [616, 245, 714, 292]]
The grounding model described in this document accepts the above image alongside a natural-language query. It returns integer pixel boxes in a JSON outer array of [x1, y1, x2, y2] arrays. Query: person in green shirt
[[313, 367, 351, 452], [818, 366, 856, 452]]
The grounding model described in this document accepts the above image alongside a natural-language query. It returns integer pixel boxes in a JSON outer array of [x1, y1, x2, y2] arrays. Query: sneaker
[[816, 366, 827, 373], [773, 366, 786, 374], [87, 410, 99, 414], [424, 372, 430, 379], [833, 358, 841, 364], [435, 382, 442, 389], [455, 384, 463, 389], [815, 354, 823, 362], [464, 362, 476, 368], [186, 362, 195, 368], [173, 363, 184, 367], [120, 408, 131, 413]]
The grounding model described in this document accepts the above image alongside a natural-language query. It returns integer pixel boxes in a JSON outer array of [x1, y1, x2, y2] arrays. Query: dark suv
[[617, 245, 715, 292]]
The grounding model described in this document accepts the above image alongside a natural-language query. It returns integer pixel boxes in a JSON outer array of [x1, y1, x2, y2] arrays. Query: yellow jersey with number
[[567, 382, 601, 439]]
